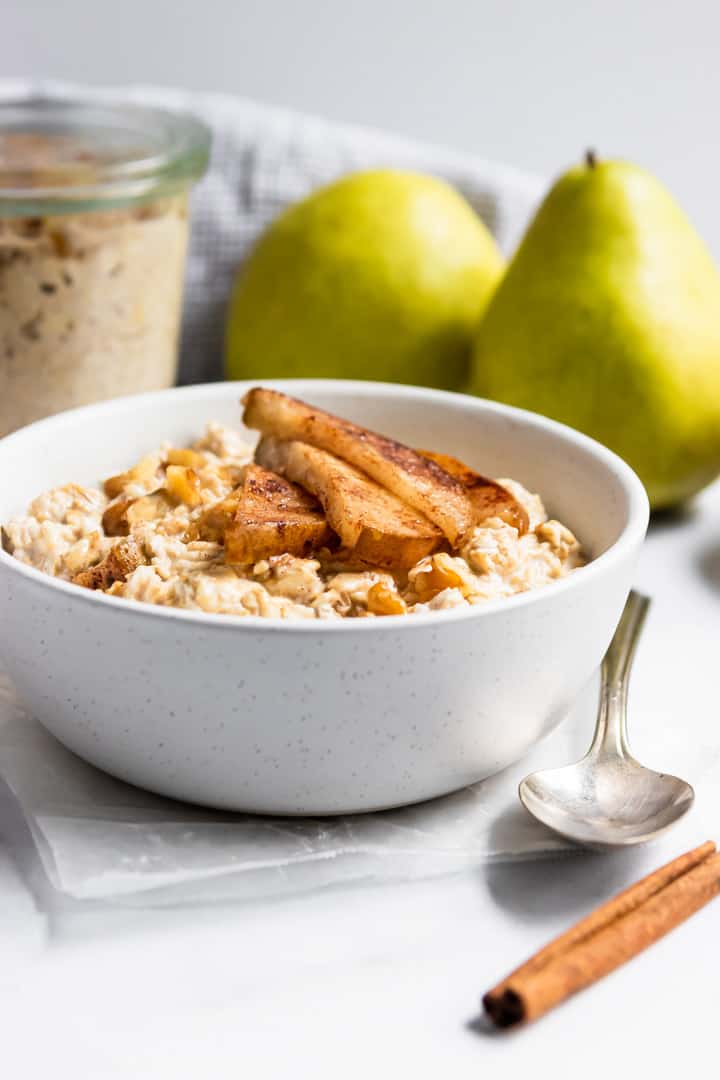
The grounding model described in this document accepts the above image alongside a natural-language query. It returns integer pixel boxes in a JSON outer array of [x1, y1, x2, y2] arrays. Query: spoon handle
[[589, 590, 650, 759]]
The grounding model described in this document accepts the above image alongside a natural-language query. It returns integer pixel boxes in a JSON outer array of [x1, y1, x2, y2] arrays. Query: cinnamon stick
[[483, 841, 720, 1028]]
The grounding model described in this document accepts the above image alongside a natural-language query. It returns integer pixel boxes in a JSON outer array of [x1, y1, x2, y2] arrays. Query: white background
[[7, 0, 720, 252]]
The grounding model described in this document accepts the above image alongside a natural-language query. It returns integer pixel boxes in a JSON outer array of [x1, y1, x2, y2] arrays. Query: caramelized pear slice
[[242, 388, 475, 546], [224, 463, 334, 565], [256, 437, 442, 570], [418, 450, 529, 535]]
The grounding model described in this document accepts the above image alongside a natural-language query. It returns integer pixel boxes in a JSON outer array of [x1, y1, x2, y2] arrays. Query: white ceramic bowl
[[0, 380, 648, 814]]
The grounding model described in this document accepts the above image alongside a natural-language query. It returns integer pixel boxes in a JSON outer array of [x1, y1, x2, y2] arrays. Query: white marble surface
[[1, 480, 719, 1077]]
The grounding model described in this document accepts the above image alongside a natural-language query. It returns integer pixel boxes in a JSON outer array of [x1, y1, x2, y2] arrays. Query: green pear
[[226, 169, 504, 391], [470, 153, 720, 508]]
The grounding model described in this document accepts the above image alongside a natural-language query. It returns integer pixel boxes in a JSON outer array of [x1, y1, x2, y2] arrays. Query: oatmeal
[[3, 406, 585, 621], [0, 103, 210, 436], [0, 201, 189, 435]]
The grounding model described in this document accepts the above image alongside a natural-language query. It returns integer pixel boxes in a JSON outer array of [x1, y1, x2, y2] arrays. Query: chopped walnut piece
[[535, 519, 582, 561], [189, 490, 243, 542], [73, 536, 144, 590], [255, 554, 325, 604], [104, 454, 161, 499], [165, 448, 206, 469], [411, 552, 476, 602], [215, 464, 245, 489], [102, 490, 175, 536], [367, 581, 407, 616], [165, 465, 202, 507], [102, 498, 133, 537]]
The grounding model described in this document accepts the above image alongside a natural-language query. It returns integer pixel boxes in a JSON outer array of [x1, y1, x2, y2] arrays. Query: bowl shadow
[[647, 503, 698, 535], [696, 541, 720, 592]]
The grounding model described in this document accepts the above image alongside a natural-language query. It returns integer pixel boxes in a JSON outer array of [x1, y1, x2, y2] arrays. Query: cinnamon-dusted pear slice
[[256, 437, 443, 570], [418, 450, 529, 535], [242, 388, 475, 546], [224, 464, 334, 565]]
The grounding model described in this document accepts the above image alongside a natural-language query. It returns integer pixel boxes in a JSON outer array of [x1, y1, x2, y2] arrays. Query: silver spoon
[[519, 591, 694, 849]]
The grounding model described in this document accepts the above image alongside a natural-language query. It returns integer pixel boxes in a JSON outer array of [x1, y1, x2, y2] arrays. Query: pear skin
[[226, 170, 504, 392], [470, 154, 720, 508]]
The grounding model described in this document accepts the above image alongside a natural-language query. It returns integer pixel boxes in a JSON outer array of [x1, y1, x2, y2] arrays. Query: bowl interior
[[0, 380, 641, 565]]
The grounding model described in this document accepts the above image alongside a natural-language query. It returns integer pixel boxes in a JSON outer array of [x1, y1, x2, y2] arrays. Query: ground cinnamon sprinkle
[[483, 841, 720, 1028]]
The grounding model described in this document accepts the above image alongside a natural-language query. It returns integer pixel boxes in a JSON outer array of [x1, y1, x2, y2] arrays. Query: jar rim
[[0, 98, 211, 215]]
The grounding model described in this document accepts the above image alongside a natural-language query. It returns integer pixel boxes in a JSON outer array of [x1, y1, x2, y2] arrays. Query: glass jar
[[0, 99, 210, 436]]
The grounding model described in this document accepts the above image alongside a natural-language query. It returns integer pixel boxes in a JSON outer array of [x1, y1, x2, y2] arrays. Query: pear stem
[[585, 149, 598, 169]]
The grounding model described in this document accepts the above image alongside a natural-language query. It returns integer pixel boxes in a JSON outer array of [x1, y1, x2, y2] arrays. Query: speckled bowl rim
[[0, 379, 650, 633]]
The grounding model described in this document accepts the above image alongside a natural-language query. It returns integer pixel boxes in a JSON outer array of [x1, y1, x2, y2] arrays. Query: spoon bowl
[[520, 758, 695, 851], [519, 592, 694, 849]]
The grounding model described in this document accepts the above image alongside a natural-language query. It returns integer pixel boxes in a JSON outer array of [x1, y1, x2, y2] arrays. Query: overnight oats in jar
[[0, 100, 210, 436]]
